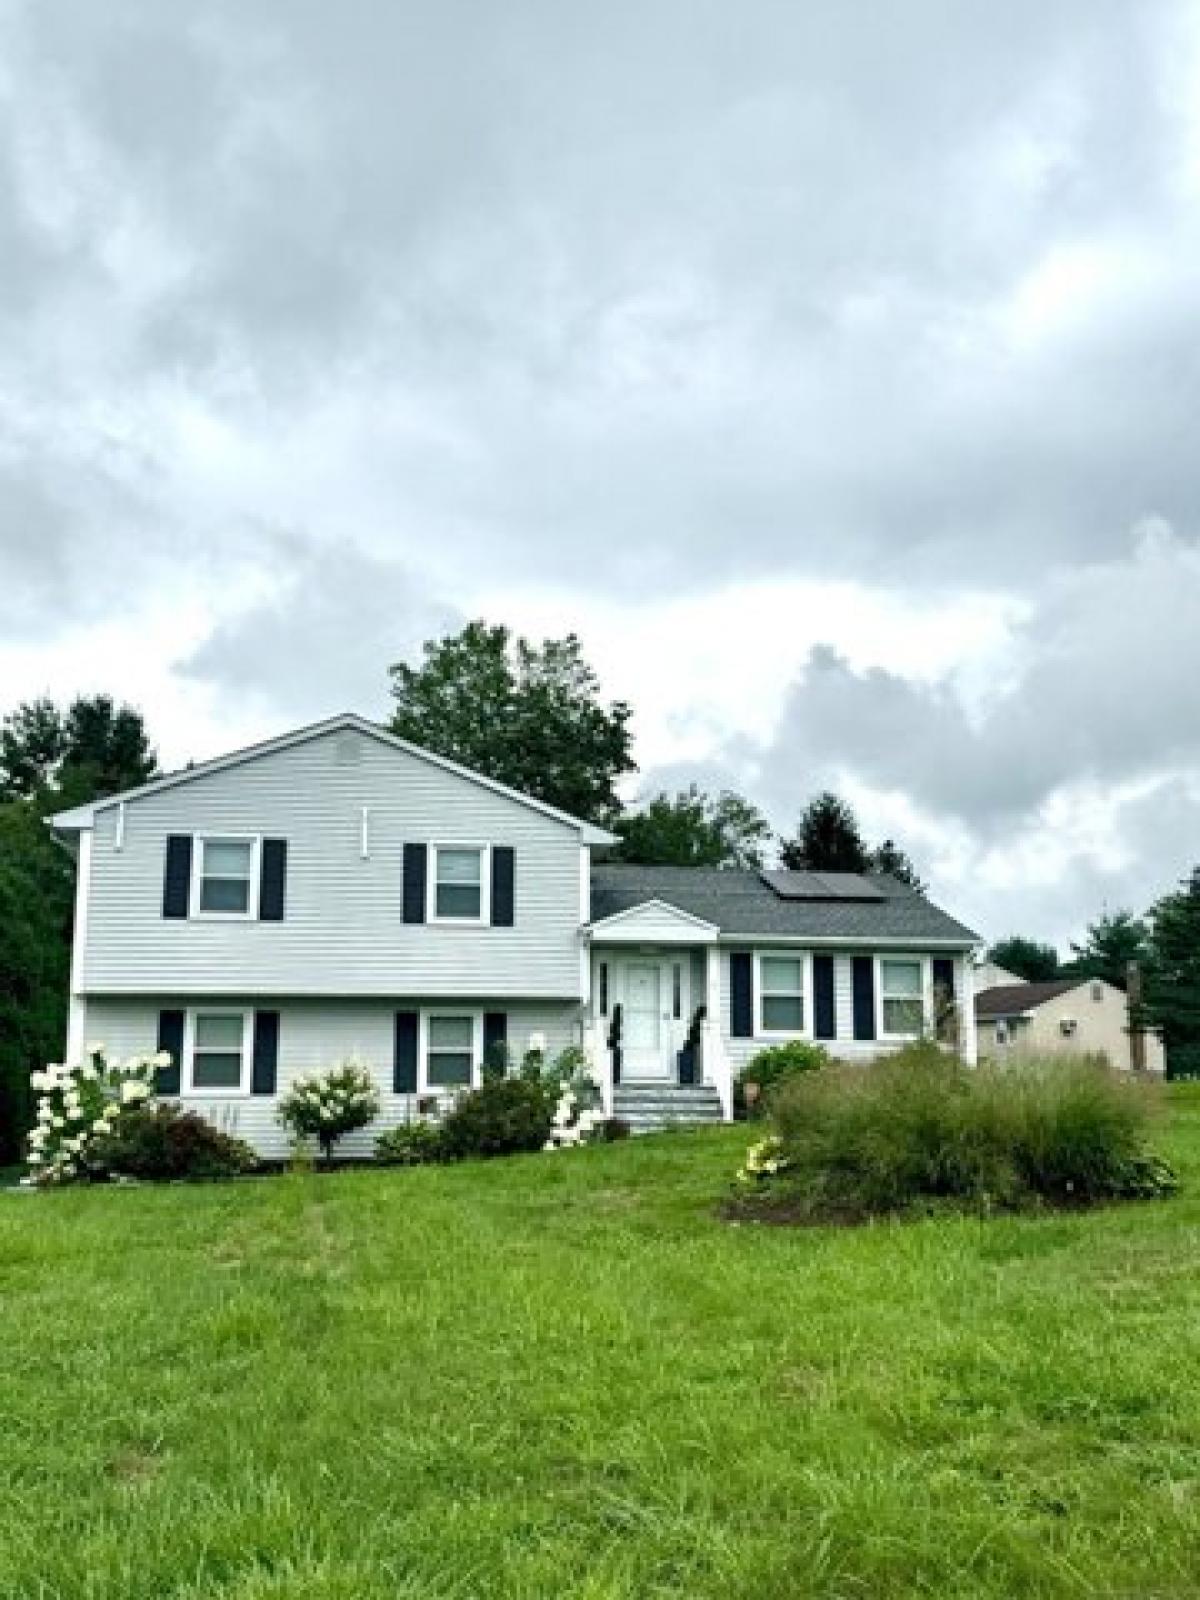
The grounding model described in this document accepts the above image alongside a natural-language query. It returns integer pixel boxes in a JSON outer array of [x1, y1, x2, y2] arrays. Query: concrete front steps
[[612, 1082, 725, 1134]]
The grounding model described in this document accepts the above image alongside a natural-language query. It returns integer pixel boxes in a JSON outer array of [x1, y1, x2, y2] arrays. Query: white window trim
[[427, 842, 491, 927], [875, 954, 932, 1042], [754, 949, 813, 1040], [418, 1008, 484, 1093], [183, 1007, 254, 1097], [190, 833, 261, 921]]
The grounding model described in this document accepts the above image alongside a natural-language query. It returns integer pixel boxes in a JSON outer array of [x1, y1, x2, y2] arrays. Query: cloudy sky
[[3, 0, 1200, 948]]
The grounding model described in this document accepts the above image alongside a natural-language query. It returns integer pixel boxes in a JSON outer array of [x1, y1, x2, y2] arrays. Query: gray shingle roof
[[590, 864, 979, 944]]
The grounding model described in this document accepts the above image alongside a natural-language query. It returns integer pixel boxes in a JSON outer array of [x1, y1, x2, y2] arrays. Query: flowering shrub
[[735, 1135, 792, 1186], [25, 1046, 160, 1185], [277, 1059, 380, 1162], [542, 1081, 605, 1149]]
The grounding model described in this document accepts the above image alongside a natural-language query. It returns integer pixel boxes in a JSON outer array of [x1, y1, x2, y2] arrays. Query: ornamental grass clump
[[738, 1042, 1176, 1223], [25, 1047, 160, 1185], [277, 1059, 380, 1163]]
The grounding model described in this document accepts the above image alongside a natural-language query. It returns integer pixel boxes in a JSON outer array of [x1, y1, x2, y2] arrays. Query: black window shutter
[[162, 835, 192, 919], [852, 956, 876, 1041], [259, 840, 287, 921], [402, 844, 427, 924], [483, 1011, 508, 1070], [730, 952, 754, 1038], [491, 847, 515, 927], [394, 1010, 419, 1092], [252, 1011, 280, 1094], [156, 1009, 184, 1094], [932, 957, 956, 999], [813, 954, 836, 1040]]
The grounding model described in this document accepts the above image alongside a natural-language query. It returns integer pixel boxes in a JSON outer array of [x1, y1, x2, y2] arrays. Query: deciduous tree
[[616, 785, 773, 868], [390, 622, 634, 822]]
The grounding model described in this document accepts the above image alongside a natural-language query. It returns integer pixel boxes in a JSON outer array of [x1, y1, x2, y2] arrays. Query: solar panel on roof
[[759, 870, 886, 901]]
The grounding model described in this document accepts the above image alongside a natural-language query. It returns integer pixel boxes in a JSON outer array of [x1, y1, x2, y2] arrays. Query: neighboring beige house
[[971, 961, 1025, 994], [975, 976, 1165, 1074]]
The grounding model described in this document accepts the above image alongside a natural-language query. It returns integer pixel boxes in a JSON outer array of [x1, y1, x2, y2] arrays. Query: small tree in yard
[[278, 1061, 380, 1164]]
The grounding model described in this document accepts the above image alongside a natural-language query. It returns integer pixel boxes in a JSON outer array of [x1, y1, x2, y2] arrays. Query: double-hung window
[[758, 955, 806, 1034], [194, 836, 258, 917], [880, 959, 925, 1038], [186, 1011, 250, 1093], [430, 845, 487, 923], [424, 1013, 480, 1089]]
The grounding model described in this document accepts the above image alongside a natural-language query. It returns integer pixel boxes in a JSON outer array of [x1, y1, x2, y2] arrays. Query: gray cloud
[[2, 0, 1197, 600], [2, 0, 1199, 941], [180, 535, 460, 717], [740, 524, 1200, 828]]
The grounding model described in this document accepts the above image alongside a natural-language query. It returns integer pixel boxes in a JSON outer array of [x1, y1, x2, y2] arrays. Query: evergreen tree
[[779, 792, 870, 873], [1142, 868, 1200, 1075], [1068, 909, 1149, 989], [0, 694, 157, 804], [869, 838, 926, 892], [0, 798, 74, 1162]]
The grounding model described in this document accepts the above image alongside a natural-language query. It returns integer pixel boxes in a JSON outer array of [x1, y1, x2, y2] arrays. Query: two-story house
[[51, 714, 980, 1153]]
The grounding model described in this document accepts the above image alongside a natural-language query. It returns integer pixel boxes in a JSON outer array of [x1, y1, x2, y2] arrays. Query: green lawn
[[4, 1095, 1200, 1600]]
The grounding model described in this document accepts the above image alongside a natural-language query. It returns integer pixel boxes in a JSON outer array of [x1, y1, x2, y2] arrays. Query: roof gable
[[588, 898, 719, 943], [50, 713, 617, 844]]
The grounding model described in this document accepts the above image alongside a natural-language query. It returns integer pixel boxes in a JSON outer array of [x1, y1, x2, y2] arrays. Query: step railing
[[583, 1019, 615, 1117], [700, 1018, 734, 1123]]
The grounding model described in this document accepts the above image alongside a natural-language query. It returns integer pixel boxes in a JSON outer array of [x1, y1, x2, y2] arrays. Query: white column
[[705, 942, 721, 1024], [961, 954, 978, 1066], [703, 943, 733, 1121]]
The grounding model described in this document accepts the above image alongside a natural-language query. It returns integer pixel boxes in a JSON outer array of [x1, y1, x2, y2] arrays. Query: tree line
[[4, 619, 1200, 1158]]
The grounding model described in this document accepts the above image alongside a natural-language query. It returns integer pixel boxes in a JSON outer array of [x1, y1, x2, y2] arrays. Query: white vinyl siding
[[722, 949, 972, 1073], [81, 996, 581, 1159], [81, 728, 583, 998]]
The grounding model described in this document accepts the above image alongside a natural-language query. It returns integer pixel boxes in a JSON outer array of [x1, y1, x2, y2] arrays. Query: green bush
[[92, 1104, 258, 1182], [375, 1120, 446, 1166], [756, 1043, 1175, 1220], [740, 1039, 830, 1118], [437, 1076, 556, 1160]]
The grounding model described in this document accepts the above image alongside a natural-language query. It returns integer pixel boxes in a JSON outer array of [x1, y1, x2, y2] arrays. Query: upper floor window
[[758, 954, 806, 1034], [430, 845, 489, 924], [194, 836, 258, 918], [880, 958, 924, 1037]]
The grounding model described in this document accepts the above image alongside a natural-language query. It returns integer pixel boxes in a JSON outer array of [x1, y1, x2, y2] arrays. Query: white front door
[[622, 960, 670, 1079]]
